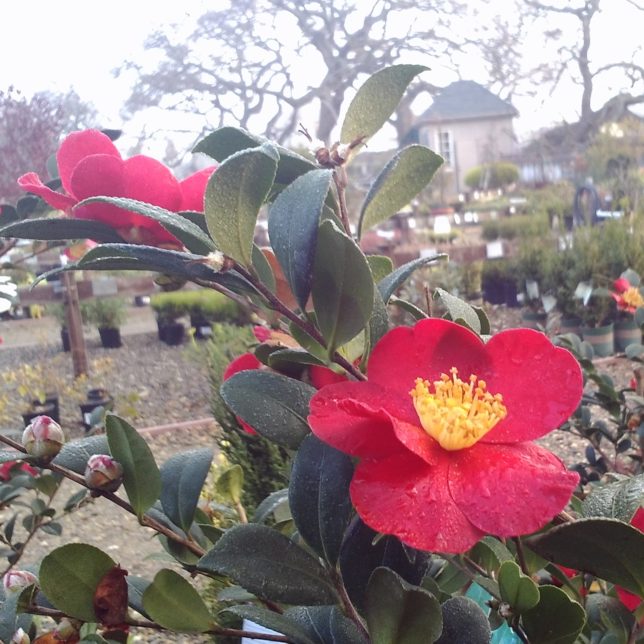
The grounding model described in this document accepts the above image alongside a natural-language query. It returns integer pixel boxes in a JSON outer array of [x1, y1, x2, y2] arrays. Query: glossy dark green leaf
[[585, 593, 635, 635], [0, 589, 31, 644], [312, 220, 374, 354], [366, 567, 442, 644], [268, 348, 326, 370], [160, 448, 213, 533], [194, 126, 317, 185], [52, 435, 110, 474], [435, 597, 492, 644], [220, 371, 314, 449], [521, 585, 586, 644], [366, 285, 390, 358], [77, 197, 216, 255], [366, 255, 394, 283], [268, 169, 333, 310], [252, 243, 275, 291], [106, 414, 161, 518], [339, 519, 429, 613], [204, 143, 279, 265], [526, 518, 644, 596], [390, 297, 429, 320], [126, 576, 151, 619], [223, 605, 317, 644], [341, 65, 428, 147], [378, 254, 447, 303], [142, 569, 213, 632], [582, 475, 644, 522], [498, 561, 540, 613], [0, 216, 126, 243], [469, 536, 513, 573], [434, 288, 482, 334], [39, 543, 115, 621], [252, 488, 290, 523], [284, 606, 367, 644], [358, 146, 442, 237], [0, 204, 19, 226], [198, 524, 336, 604], [472, 305, 491, 336], [0, 451, 36, 465], [289, 435, 354, 566]]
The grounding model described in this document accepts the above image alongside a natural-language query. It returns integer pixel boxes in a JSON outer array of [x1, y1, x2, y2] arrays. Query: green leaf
[[285, 606, 367, 644], [378, 254, 447, 303], [126, 576, 151, 619], [268, 169, 333, 310], [223, 605, 317, 644], [267, 348, 326, 371], [220, 371, 314, 449], [366, 567, 442, 644], [252, 243, 276, 291], [435, 597, 492, 644], [252, 488, 290, 523], [341, 65, 428, 147], [106, 414, 161, 518], [434, 288, 482, 334], [312, 220, 374, 354], [358, 146, 442, 237], [366, 255, 394, 283], [194, 126, 317, 185], [469, 536, 513, 574], [77, 197, 216, 255], [526, 518, 644, 596], [0, 217, 126, 243], [204, 143, 279, 265], [198, 524, 337, 604], [52, 435, 110, 474], [215, 464, 244, 505], [39, 543, 115, 622], [582, 474, 644, 522], [142, 569, 213, 632], [521, 585, 586, 644], [498, 561, 540, 613], [289, 435, 354, 566], [160, 448, 213, 533], [366, 285, 390, 358]]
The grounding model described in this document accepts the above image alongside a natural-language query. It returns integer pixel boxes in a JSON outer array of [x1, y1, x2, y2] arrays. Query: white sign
[[486, 240, 504, 259]]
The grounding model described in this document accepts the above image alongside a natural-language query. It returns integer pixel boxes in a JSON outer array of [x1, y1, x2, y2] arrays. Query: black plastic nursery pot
[[98, 327, 122, 349], [80, 390, 114, 431], [158, 321, 185, 345], [22, 401, 57, 428], [190, 314, 213, 340]]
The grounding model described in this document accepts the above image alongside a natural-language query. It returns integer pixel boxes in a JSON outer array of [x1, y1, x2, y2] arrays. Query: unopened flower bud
[[3, 570, 38, 593], [84, 454, 124, 492], [53, 617, 82, 642], [22, 416, 64, 460], [10, 628, 29, 644]]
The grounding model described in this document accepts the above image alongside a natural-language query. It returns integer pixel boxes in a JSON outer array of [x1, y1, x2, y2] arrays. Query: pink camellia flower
[[611, 277, 644, 314], [3, 570, 38, 593], [84, 454, 124, 493], [615, 507, 644, 614], [308, 318, 583, 554], [18, 129, 216, 247], [22, 415, 65, 460], [0, 461, 37, 481]]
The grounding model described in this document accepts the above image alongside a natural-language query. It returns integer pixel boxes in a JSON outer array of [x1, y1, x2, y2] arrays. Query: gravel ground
[[0, 307, 640, 642]]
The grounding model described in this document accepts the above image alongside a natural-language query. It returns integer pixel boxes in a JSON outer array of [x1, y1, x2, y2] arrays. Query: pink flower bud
[[10, 628, 29, 644], [84, 454, 124, 492], [53, 617, 82, 642], [22, 416, 64, 460], [3, 570, 38, 594]]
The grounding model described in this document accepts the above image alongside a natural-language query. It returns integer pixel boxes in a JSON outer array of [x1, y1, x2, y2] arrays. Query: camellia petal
[[223, 353, 262, 380], [482, 329, 583, 443], [179, 167, 217, 211], [308, 381, 408, 458], [367, 318, 490, 400], [122, 156, 183, 214], [17, 172, 77, 212], [449, 441, 579, 537], [309, 365, 349, 389], [350, 452, 485, 553], [57, 129, 121, 196]]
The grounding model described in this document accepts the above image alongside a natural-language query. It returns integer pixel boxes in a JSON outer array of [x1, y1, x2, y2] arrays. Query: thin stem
[[27, 605, 294, 642], [0, 435, 205, 557], [234, 264, 366, 381], [330, 569, 369, 640], [235, 501, 248, 524], [513, 537, 529, 576], [333, 167, 352, 236]]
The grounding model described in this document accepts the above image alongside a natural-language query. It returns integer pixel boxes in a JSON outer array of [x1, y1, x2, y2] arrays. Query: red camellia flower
[[308, 318, 583, 554], [611, 277, 644, 314], [18, 129, 216, 247], [616, 507, 644, 614]]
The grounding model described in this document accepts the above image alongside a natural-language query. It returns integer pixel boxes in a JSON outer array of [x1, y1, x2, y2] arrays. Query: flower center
[[621, 287, 644, 309], [410, 367, 507, 451]]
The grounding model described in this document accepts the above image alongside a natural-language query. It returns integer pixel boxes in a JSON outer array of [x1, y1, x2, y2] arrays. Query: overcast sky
[[1, 0, 642, 156]]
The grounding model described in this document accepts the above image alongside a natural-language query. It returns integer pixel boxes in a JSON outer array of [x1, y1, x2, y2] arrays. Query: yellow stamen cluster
[[410, 367, 507, 451], [621, 286, 644, 310]]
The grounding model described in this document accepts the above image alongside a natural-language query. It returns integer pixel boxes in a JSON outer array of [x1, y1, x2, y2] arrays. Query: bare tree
[[0, 88, 97, 202], [117, 0, 478, 146], [524, 0, 644, 143]]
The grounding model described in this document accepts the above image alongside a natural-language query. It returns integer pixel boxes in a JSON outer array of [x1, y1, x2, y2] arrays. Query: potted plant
[[481, 258, 518, 306], [610, 268, 644, 351], [188, 289, 246, 339], [577, 282, 615, 356], [3, 363, 60, 426], [85, 297, 126, 348], [150, 292, 186, 345], [47, 301, 92, 351]]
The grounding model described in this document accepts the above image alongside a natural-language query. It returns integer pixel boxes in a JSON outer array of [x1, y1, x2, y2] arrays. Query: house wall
[[419, 116, 517, 198]]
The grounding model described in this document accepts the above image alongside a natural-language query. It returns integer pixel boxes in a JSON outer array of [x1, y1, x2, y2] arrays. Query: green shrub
[[151, 289, 247, 325], [84, 297, 127, 329], [464, 162, 519, 190], [204, 323, 292, 511], [481, 212, 549, 241]]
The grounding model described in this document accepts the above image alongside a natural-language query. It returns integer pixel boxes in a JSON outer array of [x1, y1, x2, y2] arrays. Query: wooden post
[[63, 271, 89, 377]]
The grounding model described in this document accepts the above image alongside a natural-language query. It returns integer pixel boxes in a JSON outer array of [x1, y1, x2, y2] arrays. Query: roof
[[418, 80, 518, 123]]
